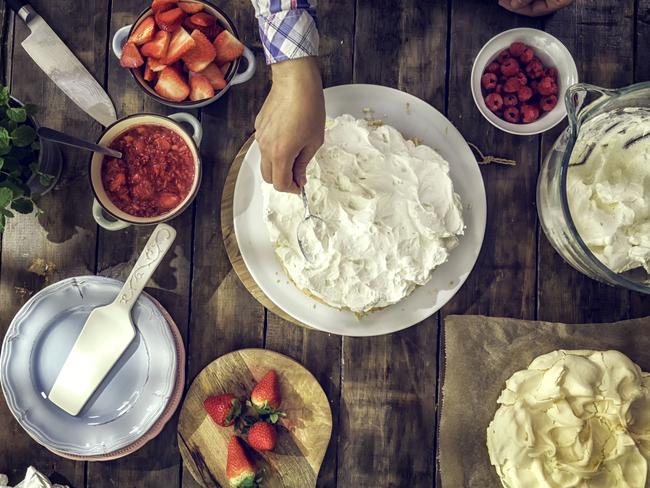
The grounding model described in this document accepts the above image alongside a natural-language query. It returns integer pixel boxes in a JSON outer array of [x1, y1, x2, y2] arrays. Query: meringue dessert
[[487, 350, 650, 488], [567, 107, 650, 275], [262, 114, 464, 314]]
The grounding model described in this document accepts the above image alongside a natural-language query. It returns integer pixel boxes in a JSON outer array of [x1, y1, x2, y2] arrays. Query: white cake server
[[48, 223, 177, 416]]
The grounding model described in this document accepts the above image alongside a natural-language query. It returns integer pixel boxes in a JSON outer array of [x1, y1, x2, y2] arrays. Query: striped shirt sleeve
[[250, 0, 319, 64]]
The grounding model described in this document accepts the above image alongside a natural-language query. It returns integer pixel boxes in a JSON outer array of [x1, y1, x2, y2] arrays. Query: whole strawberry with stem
[[247, 420, 277, 451], [250, 370, 284, 423], [226, 436, 260, 488], [204, 393, 241, 427]]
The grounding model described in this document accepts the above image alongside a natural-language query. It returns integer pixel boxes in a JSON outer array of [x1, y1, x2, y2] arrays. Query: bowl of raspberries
[[471, 28, 578, 135]]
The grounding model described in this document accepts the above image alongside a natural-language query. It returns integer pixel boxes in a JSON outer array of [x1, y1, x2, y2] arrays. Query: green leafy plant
[[0, 85, 49, 232]]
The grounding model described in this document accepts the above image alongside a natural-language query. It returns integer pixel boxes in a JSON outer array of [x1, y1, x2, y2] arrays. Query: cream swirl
[[262, 114, 464, 313], [567, 108, 650, 274], [487, 350, 650, 488]]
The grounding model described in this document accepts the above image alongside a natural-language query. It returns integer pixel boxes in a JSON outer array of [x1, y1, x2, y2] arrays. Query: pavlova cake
[[262, 114, 464, 314]]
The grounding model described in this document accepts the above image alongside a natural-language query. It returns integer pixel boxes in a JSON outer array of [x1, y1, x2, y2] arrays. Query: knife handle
[[6, 0, 35, 23]]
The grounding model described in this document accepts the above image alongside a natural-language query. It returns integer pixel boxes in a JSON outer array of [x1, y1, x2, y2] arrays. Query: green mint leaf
[[0, 157, 4, 171], [11, 197, 33, 214], [0, 181, 24, 199], [0, 127, 10, 150], [11, 125, 36, 147], [6, 107, 26, 123], [1, 208, 13, 218], [0, 187, 13, 207], [0, 87, 9, 106], [23, 104, 38, 116], [31, 140, 40, 151], [39, 174, 53, 186]]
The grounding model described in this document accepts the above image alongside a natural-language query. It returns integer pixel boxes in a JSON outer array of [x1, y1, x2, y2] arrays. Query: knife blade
[[9, 1, 117, 127]]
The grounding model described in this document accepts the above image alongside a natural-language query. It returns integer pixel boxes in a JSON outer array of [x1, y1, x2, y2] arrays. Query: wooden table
[[0, 0, 647, 486]]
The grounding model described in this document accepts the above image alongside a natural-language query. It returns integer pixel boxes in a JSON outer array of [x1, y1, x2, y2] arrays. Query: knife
[[6, 0, 117, 127]]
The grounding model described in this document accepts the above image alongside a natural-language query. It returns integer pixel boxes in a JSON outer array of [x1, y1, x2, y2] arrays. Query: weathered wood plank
[[0, 0, 109, 484], [183, 1, 267, 485], [0, 4, 13, 85], [262, 1, 354, 487], [335, 2, 446, 486], [638, 0, 650, 83], [444, 1, 540, 319], [86, 3, 197, 487], [538, 0, 638, 324]]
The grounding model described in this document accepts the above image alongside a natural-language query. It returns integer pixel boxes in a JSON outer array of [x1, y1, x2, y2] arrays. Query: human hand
[[255, 57, 325, 194], [498, 0, 573, 16]]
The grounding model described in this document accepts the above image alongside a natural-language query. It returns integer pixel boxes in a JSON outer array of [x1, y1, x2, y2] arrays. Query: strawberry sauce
[[101, 124, 195, 218]]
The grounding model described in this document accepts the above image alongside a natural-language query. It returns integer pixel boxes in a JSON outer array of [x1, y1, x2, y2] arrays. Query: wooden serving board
[[177, 349, 332, 488], [220, 135, 310, 329]]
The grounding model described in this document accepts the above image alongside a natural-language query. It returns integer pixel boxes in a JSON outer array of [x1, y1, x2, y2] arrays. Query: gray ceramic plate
[[0, 276, 177, 456]]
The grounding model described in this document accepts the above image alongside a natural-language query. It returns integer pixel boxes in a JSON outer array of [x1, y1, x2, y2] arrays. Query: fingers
[[273, 152, 300, 193], [499, 0, 572, 16], [293, 142, 323, 188]]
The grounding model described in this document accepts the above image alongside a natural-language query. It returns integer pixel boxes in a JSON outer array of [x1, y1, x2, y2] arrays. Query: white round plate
[[233, 84, 487, 337], [0, 276, 178, 456]]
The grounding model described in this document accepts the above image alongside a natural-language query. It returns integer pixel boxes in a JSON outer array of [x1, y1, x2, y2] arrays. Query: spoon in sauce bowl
[[37, 127, 122, 159], [297, 187, 328, 263]]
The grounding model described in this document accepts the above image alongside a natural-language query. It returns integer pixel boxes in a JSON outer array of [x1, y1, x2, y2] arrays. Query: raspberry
[[497, 50, 511, 63], [540, 94, 558, 111], [504, 77, 521, 93], [486, 62, 500, 74], [521, 104, 540, 123], [495, 83, 503, 94], [519, 47, 534, 64], [525, 59, 544, 79], [485, 93, 504, 112], [538, 76, 558, 95], [500, 58, 519, 77], [544, 67, 559, 80], [530, 80, 539, 93], [503, 94, 518, 106], [518, 85, 534, 102], [516, 71, 528, 86], [481, 73, 498, 91], [509, 42, 527, 58], [503, 106, 520, 123]]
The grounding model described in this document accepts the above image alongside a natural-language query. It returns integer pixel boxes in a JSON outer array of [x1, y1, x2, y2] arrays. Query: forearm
[[251, 0, 319, 64]]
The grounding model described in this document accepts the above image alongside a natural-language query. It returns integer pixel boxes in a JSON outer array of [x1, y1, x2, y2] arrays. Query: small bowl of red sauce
[[90, 112, 202, 230]]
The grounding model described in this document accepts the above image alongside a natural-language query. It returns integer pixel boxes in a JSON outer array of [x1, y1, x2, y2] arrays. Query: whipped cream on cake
[[567, 108, 650, 274], [262, 114, 464, 313], [487, 350, 650, 488]]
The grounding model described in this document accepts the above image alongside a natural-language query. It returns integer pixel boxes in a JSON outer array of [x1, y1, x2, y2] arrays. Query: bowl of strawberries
[[471, 28, 578, 135], [112, 0, 256, 107]]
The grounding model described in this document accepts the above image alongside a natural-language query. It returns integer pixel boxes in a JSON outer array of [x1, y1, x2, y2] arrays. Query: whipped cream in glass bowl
[[262, 114, 464, 314], [538, 82, 650, 293]]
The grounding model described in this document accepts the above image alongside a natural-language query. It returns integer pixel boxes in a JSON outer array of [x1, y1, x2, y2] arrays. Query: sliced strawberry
[[120, 42, 144, 68], [155, 66, 190, 102], [147, 56, 167, 73], [182, 29, 216, 72], [213, 30, 244, 64], [143, 62, 156, 82], [189, 12, 215, 27], [152, 0, 177, 13], [128, 16, 156, 45], [162, 27, 196, 64], [141, 30, 171, 58], [189, 73, 215, 101], [179, 1, 203, 13], [198, 63, 226, 89], [155, 7, 186, 32], [183, 17, 222, 41], [219, 62, 231, 75]]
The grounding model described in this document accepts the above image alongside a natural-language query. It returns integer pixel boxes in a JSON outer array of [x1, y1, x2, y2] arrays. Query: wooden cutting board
[[177, 349, 332, 488]]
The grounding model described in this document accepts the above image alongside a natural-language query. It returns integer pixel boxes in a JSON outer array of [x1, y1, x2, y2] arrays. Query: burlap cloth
[[437, 314, 650, 487]]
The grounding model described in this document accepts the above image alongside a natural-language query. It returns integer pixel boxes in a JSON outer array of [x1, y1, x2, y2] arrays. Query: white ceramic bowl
[[233, 84, 487, 337], [471, 28, 579, 136]]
